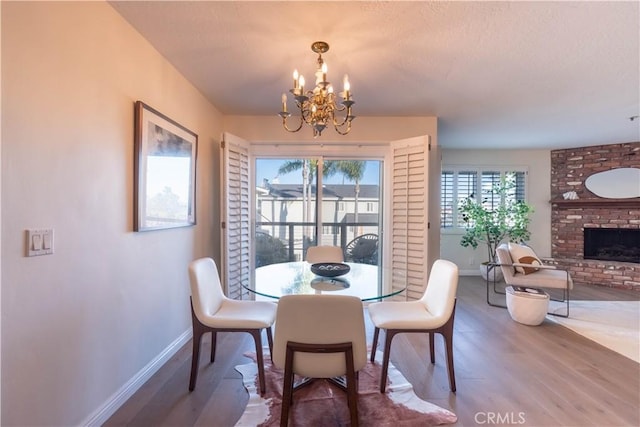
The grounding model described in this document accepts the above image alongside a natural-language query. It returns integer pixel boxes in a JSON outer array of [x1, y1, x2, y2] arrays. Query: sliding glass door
[[254, 157, 383, 293]]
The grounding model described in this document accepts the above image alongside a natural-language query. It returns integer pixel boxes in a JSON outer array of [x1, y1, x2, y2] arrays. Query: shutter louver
[[481, 171, 501, 211], [390, 136, 429, 301], [223, 133, 251, 300], [441, 172, 453, 228]]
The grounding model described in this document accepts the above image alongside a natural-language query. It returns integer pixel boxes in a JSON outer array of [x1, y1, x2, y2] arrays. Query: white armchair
[[490, 243, 573, 317]]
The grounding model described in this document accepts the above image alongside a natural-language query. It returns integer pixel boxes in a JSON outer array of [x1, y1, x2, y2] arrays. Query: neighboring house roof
[[262, 184, 380, 199]]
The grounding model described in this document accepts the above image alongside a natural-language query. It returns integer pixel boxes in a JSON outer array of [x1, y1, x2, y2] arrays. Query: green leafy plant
[[459, 175, 533, 263]]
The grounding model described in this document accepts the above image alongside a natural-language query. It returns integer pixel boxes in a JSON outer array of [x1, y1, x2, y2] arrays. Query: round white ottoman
[[505, 286, 549, 326]]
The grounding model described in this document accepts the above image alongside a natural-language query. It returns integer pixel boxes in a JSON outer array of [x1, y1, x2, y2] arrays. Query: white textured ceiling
[[110, 1, 640, 149]]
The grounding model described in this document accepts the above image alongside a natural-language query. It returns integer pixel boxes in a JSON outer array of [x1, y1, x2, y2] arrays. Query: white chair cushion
[[200, 299, 276, 329], [508, 242, 542, 274], [506, 267, 574, 290], [368, 300, 448, 330]]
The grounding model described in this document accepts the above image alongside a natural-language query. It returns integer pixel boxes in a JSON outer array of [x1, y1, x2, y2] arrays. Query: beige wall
[[1, 2, 222, 425], [440, 149, 551, 274]]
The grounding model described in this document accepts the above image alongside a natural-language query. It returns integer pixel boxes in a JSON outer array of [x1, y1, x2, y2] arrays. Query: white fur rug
[[234, 351, 457, 426], [547, 300, 639, 363]]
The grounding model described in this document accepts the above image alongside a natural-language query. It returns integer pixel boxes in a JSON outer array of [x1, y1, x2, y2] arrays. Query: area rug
[[547, 300, 639, 363], [234, 351, 457, 426]]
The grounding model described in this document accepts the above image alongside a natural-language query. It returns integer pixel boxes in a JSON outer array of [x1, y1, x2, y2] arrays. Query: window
[[441, 168, 527, 229]]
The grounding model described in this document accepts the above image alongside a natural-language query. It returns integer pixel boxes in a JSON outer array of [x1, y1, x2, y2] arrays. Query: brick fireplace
[[550, 142, 640, 290]]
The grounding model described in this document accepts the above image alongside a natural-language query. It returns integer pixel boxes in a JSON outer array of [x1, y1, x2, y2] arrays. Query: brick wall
[[550, 141, 640, 290]]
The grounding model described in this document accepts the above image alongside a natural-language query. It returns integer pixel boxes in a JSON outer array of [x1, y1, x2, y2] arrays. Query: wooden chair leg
[[429, 332, 435, 364], [379, 330, 398, 393], [189, 299, 210, 392], [250, 330, 267, 395], [189, 328, 203, 391], [370, 327, 380, 362], [443, 330, 456, 392], [266, 326, 274, 360], [345, 346, 359, 426], [280, 345, 295, 427], [210, 331, 217, 363], [441, 302, 457, 392]]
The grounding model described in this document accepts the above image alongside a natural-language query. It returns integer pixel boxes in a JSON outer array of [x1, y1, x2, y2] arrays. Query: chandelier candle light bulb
[[278, 41, 356, 137], [343, 75, 351, 100]]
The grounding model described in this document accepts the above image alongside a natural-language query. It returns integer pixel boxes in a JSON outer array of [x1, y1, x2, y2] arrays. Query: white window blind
[[440, 171, 454, 228], [441, 171, 477, 229], [441, 168, 527, 229]]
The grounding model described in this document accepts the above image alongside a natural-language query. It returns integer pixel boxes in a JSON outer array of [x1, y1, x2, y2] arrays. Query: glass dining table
[[245, 261, 406, 302]]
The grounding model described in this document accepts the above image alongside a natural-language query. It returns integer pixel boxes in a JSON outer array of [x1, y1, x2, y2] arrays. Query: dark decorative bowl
[[310, 262, 351, 277]]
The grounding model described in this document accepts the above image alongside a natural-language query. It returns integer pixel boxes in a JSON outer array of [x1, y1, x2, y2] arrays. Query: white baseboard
[[82, 328, 192, 427]]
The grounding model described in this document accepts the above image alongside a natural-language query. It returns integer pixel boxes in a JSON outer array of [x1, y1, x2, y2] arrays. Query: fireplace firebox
[[583, 228, 640, 263]]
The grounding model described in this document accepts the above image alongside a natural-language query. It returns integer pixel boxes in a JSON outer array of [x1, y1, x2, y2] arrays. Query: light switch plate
[[26, 229, 54, 257]]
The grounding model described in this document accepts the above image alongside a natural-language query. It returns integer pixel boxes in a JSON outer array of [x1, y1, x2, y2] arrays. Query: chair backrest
[[421, 259, 459, 320], [272, 295, 367, 378], [188, 258, 226, 322], [496, 244, 516, 280], [306, 245, 344, 263]]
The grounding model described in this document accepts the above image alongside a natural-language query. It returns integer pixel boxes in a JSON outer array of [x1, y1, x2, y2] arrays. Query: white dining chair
[[272, 294, 367, 426], [306, 245, 344, 263], [188, 257, 277, 394], [368, 259, 459, 393]]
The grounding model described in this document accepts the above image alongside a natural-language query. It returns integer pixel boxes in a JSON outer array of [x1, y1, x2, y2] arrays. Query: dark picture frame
[[134, 101, 197, 231]]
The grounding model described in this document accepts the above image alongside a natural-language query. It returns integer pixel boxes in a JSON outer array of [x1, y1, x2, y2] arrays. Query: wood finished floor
[[104, 277, 640, 427]]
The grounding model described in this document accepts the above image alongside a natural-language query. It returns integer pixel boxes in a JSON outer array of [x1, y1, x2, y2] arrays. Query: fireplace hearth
[[584, 228, 640, 264]]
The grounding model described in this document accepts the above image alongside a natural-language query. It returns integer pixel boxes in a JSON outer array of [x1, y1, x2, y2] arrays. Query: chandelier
[[279, 41, 355, 137]]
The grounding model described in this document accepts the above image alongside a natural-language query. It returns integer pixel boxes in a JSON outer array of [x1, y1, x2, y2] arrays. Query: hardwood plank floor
[[104, 276, 639, 426]]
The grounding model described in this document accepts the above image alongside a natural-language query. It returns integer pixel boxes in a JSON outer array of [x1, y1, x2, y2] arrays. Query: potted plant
[[459, 175, 533, 281]]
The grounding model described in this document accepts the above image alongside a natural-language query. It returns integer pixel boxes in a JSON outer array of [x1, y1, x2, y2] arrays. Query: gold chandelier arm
[[280, 113, 304, 133], [333, 115, 355, 135]]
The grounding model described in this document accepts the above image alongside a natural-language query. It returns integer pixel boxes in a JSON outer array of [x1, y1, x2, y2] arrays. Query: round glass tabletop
[[245, 261, 406, 302]]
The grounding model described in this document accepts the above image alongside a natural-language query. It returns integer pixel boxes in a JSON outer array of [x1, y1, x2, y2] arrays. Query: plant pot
[[480, 263, 503, 282]]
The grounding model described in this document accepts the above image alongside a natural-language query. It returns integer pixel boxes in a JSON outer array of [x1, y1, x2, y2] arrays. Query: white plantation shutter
[[389, 135, 430, 301], [222, 133, 251, 300]]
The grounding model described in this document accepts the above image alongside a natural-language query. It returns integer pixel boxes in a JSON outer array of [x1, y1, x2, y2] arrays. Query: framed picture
[[134, 101, 197, 231]]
